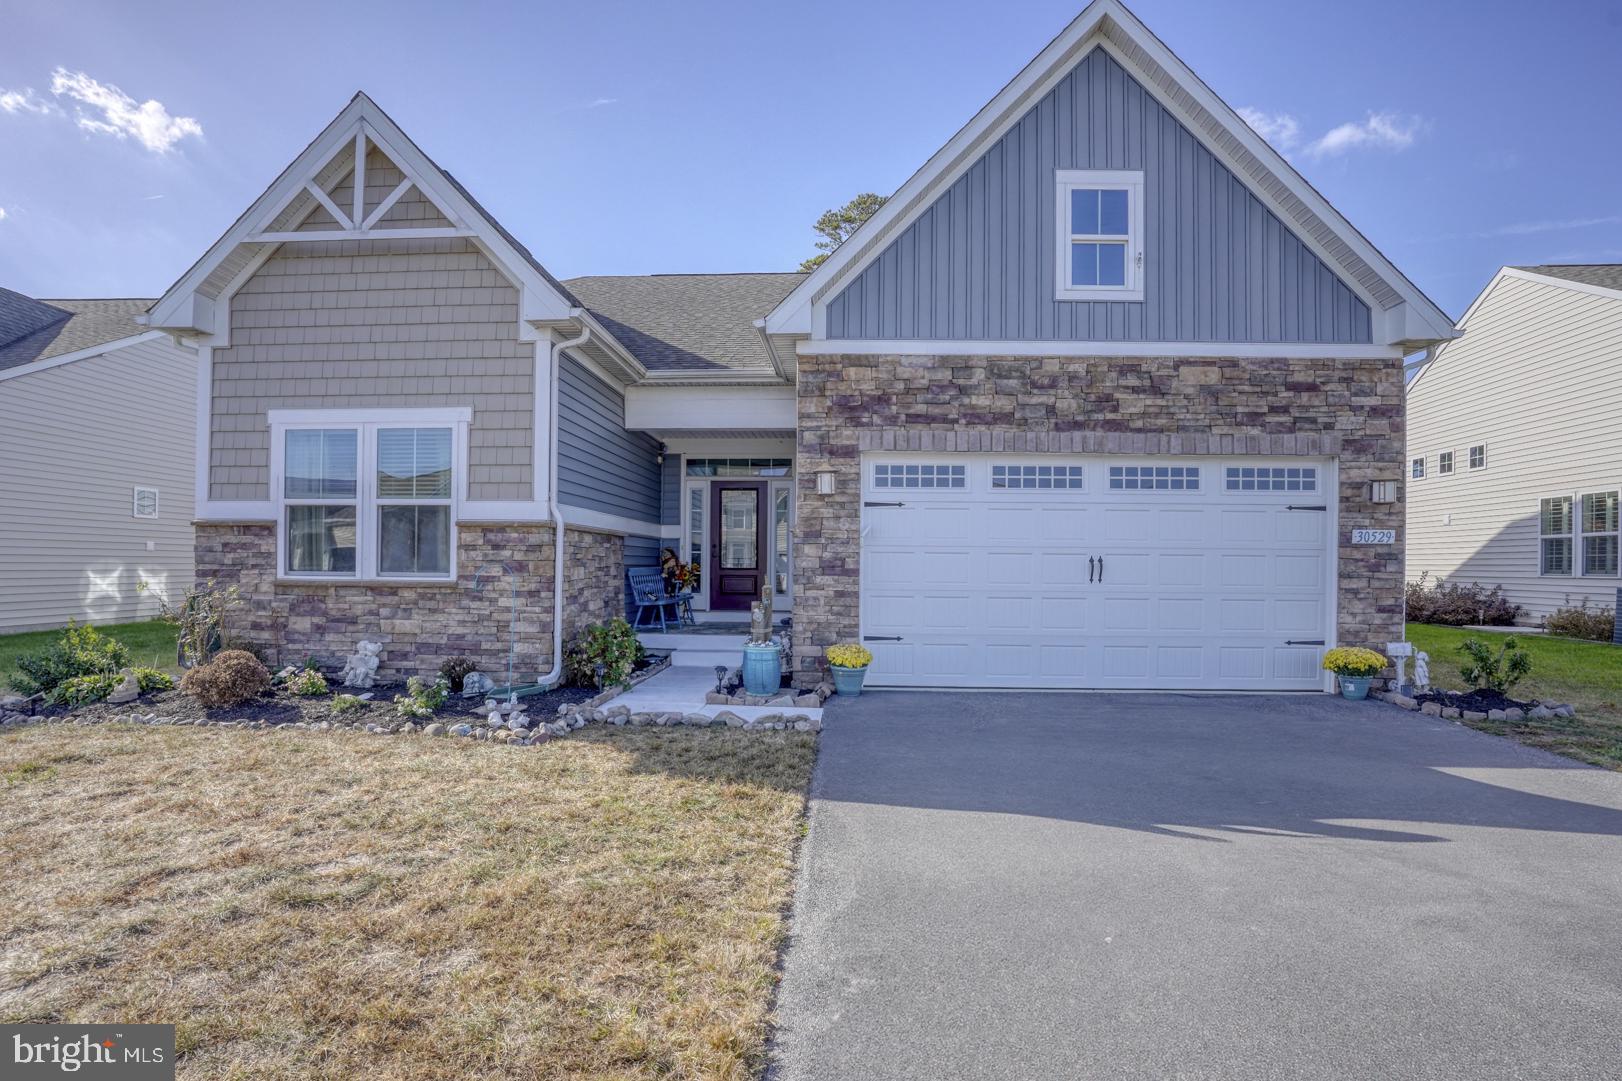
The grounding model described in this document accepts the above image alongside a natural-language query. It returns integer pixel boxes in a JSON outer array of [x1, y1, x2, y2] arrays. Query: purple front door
[[710, 481, 767, 611]]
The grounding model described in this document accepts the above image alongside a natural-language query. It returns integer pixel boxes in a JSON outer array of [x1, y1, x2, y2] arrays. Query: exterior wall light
[[1369, 480, 1398, 504], [815, 468, 837, 496]]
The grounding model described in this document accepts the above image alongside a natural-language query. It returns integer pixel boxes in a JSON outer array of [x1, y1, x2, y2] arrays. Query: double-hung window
[[1055, 170, 1144, 302], [272, 408, 467, 582], [1540, 496, 1573, 576], [1581, 491, 1619, 576], [1411, 457, 1425, 479], [1437, 451, 1454, 475]]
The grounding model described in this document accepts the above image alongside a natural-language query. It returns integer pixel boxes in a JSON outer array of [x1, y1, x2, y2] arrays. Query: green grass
[[1406, 622, 1622, 770], [0, 621, 179, 694]]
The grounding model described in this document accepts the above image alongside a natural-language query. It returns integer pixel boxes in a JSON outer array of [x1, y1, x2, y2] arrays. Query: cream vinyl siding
[[209, 236, 534, 502], [0, 338, 196, 632], [1407, 274, 1622, 621]]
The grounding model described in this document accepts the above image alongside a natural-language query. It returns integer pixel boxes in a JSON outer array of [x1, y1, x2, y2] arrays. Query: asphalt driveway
[[770, 692, 1622, 1081]]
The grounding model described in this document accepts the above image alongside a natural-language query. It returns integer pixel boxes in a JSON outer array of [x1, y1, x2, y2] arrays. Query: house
[[1407, 265, 1622, 623], [0, 289, 196, 633], [148, 0, 1453, 690]]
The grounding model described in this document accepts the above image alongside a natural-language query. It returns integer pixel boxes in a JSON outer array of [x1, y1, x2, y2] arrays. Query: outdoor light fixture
[[815, 468, 837, 495], [714, 665, 728, 694], [1369, 480, 1398, 504]]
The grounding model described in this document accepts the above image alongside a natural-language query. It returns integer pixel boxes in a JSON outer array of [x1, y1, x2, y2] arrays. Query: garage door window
[[1108, 465, 1199, 491], [1225, 466, 1316, 492], [991, 464, 1085, 490], [874, 463, 965, 489]]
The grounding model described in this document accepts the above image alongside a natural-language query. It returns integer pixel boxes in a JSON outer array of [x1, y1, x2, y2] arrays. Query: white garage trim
[[858, 453, 1339, 692]]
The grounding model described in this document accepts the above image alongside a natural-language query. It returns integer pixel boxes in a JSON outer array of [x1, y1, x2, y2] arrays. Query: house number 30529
[[1351, 529, 1397, 545]]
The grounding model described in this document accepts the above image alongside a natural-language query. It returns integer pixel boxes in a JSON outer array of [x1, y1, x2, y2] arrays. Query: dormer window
[[1055, 169, 1144, 302]]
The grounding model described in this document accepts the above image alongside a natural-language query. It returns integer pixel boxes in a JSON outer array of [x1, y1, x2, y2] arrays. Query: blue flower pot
[[1338, 675, 1373, 700], [831, 665, 868, 696], [742, 644, 782, 696]]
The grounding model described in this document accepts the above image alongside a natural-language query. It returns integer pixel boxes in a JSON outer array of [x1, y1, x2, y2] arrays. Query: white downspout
[[537, 322, 592, 687]]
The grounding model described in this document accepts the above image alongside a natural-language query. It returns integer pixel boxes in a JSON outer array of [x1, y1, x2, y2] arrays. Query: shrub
[[394, 676, 450, 719], [180, 649, 272, 708], [1457, 637, 1533, 694], [331, 694, 365, 716], [47, 672, 121, 707], [8, 623, 131, 697], [287, 668, 329, 697], [1322, 646, 1388, 679], [1544, 605, 1614, 642], [826, 643, 873, 670], [143, 578, 242, 668], [439, 656, 478, 693], [1405, 572, 1522, 627], [133, 668, 174, 693], [564, 618, 645, 688]]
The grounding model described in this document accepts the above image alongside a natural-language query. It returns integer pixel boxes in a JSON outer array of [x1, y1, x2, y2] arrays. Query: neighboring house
[[0, 289, 196, 632], [1407, 265, 1622, 623], [149, 0, 1453, 690]]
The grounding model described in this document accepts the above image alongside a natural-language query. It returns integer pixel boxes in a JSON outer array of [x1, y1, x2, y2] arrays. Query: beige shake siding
[[208, 236, 534, 502], [0, 338, 196, 633], [1407, 273, 1622, 621]]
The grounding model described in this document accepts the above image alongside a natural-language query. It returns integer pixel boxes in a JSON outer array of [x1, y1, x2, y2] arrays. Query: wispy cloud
[[49, 69, 202, 153], [0, 207, 8, 222], [1306, 112, 1423, 158], [1471, 216, 1622, 239], [588, 97, 618, 108], [1237, 107, 1300, 151], [1240, 106, 1426, 159], [0, 87, 55, 115]]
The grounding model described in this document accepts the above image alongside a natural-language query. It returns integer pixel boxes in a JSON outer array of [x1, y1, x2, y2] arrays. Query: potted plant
[[1322, 646, 1389, 701], [826, 642, 873, 696]]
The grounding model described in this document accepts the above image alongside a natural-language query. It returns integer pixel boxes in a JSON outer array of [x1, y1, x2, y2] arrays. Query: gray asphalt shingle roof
[[1515, 265, 1622, 292], [563, 272, 806, 372], [0, 292, 153, 373]]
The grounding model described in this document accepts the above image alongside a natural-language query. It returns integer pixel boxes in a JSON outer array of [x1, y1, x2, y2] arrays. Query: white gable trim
[[765, 0, 1454, 350], [148, 93, 578, 342], [0, 331, 179, 384]]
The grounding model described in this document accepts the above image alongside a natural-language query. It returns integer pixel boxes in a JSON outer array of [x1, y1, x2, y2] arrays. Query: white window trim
[[1579, 490, 1619, 579], [268, 407, 470, 584], [132, 486, 160, 519], [1437, 450, 1455, 476], [1468, 444, 1487, 470], [1411, 457, 1425, 479], [1054, 168, 1145, 302], [1539, 495, 1573, 578]]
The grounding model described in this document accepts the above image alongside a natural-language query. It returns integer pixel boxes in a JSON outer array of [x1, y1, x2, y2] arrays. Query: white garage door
[[859, 455, 1333, 691]]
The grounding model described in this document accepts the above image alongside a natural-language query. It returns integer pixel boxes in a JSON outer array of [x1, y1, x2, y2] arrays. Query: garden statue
[[750, 581, 774, 646], [108, 669, 139, 705], [1413, 650, 1431, 693], [340, 640, 383, 688], [461, 671, 495, 697]]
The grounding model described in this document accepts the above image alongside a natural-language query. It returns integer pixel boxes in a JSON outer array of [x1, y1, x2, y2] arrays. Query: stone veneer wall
[[195, 523, 624, 681], [792, 354, 1405, 687]]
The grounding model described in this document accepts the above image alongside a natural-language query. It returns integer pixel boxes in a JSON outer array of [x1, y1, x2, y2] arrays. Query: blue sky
[[1, 0, 1619, 319]]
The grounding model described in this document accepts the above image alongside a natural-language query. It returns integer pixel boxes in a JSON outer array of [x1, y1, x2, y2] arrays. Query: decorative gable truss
[[149, 92, 646, 525]]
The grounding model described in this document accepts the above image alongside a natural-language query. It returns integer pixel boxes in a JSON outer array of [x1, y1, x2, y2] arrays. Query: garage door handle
[[1097, 556, 1104, 582], [1287, 505, 1327, 511], [1088, 556, 1095, 583], [862, 635, 903, 642], [1286, 640, 1326, 646], [864, 501, 906, 508]]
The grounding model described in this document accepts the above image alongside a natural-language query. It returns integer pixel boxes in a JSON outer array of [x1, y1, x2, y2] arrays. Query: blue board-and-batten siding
[[557, 354, 662, 524], [826, 47, 1371, 344], [660, 455, 682, 527], [623, 534, 664, 620]]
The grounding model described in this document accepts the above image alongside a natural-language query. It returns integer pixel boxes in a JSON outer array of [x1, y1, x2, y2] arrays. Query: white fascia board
[[0, 331, 180, 384], [558, 504, 665, 538], [625, 383, 797, 431], [267, 405, 473, 425], [796, 338, 1402, 360], [765, 0, 1454, 348]]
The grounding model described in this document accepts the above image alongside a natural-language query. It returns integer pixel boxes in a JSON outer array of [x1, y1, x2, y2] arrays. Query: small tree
[[142, 579, 242, 668], [799, 192, 889, 271], [1457, 637, 1532, 694]]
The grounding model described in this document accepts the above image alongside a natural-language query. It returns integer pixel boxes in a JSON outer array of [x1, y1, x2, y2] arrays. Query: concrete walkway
[[770, 691, 1622, 1081]]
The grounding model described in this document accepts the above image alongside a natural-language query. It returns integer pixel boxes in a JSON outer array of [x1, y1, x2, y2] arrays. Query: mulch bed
[[27, 681, 599, 727], [1414, 688, 1539, 713]]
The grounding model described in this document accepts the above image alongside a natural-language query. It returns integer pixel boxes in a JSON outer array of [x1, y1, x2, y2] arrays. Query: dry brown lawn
[[0, 723, 816, 1080]]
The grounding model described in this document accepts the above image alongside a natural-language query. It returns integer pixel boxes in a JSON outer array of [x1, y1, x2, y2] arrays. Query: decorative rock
[[767, 695, 795, 707], [1487, 709, 1507, 721], [683, 713, 711, 726], [424, 723, 446, 737], [1461, 710, 1487, 721], [793, 694, 821, 708], [755, 713, 784, 725], [357, 692, 374, 702], [714, 710, 747, 728], [1505, 707, 1525, 721], [450, 723, 474, 737], [1529, 705, 1552, 720], [528, 730, 550, 745], [793, 720, 812, 731], [108, 670, 140, 705], [744, 695, 769, 707], [1440, 706, 1460, 719], [1387, 694, 1418, 710], [607, 704, 631, 717], [1556, 704, 1576, 717], [705, 692, 731, 705], [1420, 702, 1442, 717], [507, 714, 530, 732]]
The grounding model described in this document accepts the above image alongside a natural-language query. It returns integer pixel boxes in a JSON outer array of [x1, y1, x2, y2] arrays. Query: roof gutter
[[753, 318, 790, 381]]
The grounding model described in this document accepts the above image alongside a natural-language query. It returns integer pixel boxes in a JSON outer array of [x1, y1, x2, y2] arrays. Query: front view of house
[[147, 0, 1453, 692]]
